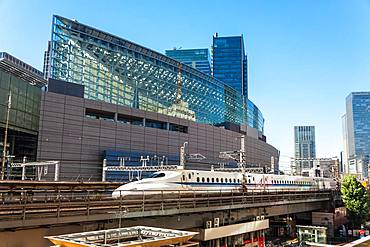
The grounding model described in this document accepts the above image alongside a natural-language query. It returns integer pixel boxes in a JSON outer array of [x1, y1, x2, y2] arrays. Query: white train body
[[112, 170, 336, 198]]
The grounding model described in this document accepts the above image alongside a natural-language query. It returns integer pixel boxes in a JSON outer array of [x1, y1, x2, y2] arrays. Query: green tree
[[340, 175, 369, 227]]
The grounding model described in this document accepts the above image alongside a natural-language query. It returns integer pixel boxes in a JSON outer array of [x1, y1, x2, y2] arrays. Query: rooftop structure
[[46, 226, 198, 247], [0, 52, 46, 87]]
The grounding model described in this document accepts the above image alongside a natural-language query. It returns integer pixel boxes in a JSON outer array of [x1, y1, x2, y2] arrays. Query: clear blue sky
[[1, 0, 369, 169]]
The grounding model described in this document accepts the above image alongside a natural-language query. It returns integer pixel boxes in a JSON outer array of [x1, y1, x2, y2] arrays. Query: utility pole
[[239, 135, 247, 189], [1, 91, 11, 180]]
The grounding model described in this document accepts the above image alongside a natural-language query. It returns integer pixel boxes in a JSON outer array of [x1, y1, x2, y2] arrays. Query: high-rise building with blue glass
[[212, 34, 248, 98], [165, 48, 211, 75], [343, 92, 370, 177]]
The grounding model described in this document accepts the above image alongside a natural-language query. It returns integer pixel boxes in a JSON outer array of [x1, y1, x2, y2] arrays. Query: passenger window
[[207, 177, 210, 183], [216, 178, 219, 183], [253, 177, 255, 181], [182, 175, 185, 181], [221, 178, 224, 183], [229, 178, 232, 183], [233, 179, 236, 183], [197, 177, 200, 182], [202, 177, 205, 182], [188, 174, 191, 180], [212, 178, 215, 183]]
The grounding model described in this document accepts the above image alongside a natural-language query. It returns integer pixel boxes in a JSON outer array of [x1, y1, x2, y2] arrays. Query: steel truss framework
[[50, 15, 248, 125], [46, 226, 198, 247]]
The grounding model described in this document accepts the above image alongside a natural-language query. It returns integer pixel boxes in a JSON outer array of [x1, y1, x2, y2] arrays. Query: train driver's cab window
[[150, 173, 166, 178]]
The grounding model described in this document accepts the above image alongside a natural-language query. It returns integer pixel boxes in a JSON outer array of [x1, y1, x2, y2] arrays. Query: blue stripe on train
[[175, 182, 312, 187]]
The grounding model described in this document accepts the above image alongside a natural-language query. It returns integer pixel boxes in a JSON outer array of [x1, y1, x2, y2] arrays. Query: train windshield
[[150, 173, 166, 178]]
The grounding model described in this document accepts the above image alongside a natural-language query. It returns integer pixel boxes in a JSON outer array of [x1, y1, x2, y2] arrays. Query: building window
[[169, 123, 188, 133], [117, 114, 143, 126], [145, 119, 167, 130], [85, 108, 115, 121]]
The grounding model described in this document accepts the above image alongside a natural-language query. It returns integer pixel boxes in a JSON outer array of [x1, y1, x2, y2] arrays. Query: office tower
[[294, 126, 316, 175], [165, 48, 211, 75], [342, 92, 370, 178], [212, 34, 248, 98]]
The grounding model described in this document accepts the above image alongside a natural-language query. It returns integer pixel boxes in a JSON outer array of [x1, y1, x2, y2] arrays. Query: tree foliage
[[341, 175, 369, 226]]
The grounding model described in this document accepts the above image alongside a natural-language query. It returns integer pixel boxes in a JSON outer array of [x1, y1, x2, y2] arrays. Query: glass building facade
[[247, 100, 264, 133], [294, 126, 316, 175], [0, 53, 42, 134], [49, 16, 248, 126], [0, 52, 44, 161], [165, 48, 211, 75], [212, 34, 248, 97], [343, 92, 370, 168]]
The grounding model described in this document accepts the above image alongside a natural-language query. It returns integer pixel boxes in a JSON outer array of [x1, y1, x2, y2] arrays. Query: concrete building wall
[[38, 92, 279, 181]]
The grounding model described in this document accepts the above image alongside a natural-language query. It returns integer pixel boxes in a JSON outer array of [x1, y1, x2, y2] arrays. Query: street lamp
[[1, 91, 11, 180]]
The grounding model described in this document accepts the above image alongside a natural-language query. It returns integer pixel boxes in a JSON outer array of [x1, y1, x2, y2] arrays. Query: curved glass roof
[[49, 15, 263, 131]]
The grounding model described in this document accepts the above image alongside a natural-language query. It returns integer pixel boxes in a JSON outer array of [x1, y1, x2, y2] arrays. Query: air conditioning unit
[[256, 216, 261, 220], [214, 218, 220, 227], [261, 215, 265, 220], [206, 221, 212, 229]]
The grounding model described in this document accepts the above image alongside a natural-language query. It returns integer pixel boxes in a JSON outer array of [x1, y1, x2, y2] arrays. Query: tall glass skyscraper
[[165, 48, 211, 75], [294, 126, 316, 175], [343, 92, 370, 177], [212, 34, 248, 98]]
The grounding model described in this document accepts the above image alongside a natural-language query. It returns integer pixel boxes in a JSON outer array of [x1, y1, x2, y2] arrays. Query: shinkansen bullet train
[[112, 169, 337, 198]]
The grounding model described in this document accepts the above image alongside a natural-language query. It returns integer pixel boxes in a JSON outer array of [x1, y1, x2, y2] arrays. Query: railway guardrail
[[0, 188, 338, 229]]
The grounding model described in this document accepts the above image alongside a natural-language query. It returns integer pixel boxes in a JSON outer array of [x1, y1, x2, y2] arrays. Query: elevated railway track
[[0, 182, 338, 230]]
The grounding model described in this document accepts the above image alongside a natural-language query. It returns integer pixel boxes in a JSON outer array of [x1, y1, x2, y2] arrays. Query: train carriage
[[112, 169, 336, 198]]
